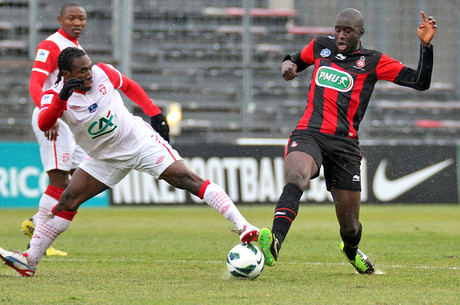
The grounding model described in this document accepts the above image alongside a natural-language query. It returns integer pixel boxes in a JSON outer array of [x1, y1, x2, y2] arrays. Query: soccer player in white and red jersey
[[0, 47, 259, 277], [24, 2, 87, 256]]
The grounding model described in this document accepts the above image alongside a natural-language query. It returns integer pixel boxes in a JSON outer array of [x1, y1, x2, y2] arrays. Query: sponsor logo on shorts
[[315, 66, 353, 92], [291, 141, 298, 148], [156, 156, 165, 164], [63, 153, 70, 163], [352, 175, 360, 182], [320, 48, 331, 57], [35, 49, 50, 62]]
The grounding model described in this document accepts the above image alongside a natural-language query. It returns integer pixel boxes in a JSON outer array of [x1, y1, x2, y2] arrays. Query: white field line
[[43, 258, 460, 271]]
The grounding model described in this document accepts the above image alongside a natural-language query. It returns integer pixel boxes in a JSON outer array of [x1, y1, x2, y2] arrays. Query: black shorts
[[286, 130, 362, 191]]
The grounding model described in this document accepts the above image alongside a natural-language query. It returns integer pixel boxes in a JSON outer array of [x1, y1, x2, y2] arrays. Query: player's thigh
[[323, 137, 362, 192], [134, 134, 184, 179], [78, 157, 130, 189], [59, 167, 108, 210], [285, 132, 322, 188]]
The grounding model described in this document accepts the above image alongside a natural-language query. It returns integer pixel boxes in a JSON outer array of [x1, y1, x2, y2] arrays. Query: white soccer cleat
[[239, 225, 260, 244], [0, 247, 36, 277]]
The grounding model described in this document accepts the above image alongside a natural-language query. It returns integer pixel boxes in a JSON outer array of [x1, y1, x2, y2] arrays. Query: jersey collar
[[74, 88, 87, 95], [58, 28, 79, 44]]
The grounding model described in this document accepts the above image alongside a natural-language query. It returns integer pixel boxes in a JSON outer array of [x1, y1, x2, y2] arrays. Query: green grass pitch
[[0, 204, 458, 304]]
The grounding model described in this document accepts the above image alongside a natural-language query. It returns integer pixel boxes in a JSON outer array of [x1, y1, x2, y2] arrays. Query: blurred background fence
[[1, 0, 459, 145]]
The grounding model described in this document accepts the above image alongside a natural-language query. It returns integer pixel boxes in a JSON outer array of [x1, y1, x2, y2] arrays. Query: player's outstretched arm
[[417, 11, 436, 47]]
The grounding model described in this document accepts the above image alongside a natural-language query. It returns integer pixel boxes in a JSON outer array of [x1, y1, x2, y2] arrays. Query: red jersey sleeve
[[31, 40, 60, 77], [97, 62, 161, 117], [29, 71, 49, 107], [29, 40, 61, 107], [300, 38, 316, 65], [375, 53, 405, 82], [37, 90, 67, 131]]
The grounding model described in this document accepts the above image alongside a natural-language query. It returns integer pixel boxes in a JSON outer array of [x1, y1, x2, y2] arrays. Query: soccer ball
[[226, 243, 265, 279]]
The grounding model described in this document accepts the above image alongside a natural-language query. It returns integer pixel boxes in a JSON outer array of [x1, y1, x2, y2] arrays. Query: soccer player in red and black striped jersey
[[258, 8, 437, 274]]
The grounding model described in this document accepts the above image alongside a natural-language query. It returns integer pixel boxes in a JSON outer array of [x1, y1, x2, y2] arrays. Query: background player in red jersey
[[258, 8, 437, 273], [23, 2, 88, 256]]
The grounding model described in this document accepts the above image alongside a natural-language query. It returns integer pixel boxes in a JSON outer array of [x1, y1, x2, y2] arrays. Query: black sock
[[272, 183, 303, 246], [340, 222, 362, 260]]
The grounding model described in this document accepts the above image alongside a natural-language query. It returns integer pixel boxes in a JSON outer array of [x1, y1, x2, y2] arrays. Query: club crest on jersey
[[98, 84, 107, 95], [315, 66, 354, 92], [88, 103, 99, 113], [356, 56, 366, 68], [320, 48, 331, 57]]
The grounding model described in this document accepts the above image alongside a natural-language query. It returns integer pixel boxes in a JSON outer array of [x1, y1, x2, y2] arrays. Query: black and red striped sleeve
[[283, 38, 316, 73], [377, 45, 433, 91]]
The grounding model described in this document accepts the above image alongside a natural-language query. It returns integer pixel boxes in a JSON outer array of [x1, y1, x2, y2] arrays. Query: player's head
[[57, 47, 93, 91], [335, 8, 365, 54], [58, 2, 87, 38]]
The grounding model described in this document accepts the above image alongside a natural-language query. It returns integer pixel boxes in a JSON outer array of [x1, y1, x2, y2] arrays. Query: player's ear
[[62, 70, 70, 79], [359, 28, 365, 37]]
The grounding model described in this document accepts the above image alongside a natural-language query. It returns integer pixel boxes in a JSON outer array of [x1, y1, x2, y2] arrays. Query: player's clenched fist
[[281, 60, 298, 81], [58, 78, 85, 100]]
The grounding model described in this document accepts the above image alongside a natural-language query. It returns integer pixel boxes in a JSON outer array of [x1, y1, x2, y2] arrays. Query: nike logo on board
[[373, 159, 454, 201]]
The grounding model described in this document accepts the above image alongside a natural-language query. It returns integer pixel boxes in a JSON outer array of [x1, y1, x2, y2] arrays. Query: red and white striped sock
[[32, 185, 64, 226], [199, 180, 249, 231], [26, 207, 77, 266]]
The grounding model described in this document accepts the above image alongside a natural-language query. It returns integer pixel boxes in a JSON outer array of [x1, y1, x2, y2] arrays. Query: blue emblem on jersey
[[88, 103, 99, 113], [320, 48, 331, 57]]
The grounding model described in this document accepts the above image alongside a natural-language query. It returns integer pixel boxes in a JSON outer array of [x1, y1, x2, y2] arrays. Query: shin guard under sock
[[27, 207, 77, 266], [340, 222, 363, 260], [272, 183, 303, 245], [199, 180, 249, 231]]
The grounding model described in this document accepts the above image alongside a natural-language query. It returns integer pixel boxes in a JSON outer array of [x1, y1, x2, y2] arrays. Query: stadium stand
[[0, 0, 458, 145]]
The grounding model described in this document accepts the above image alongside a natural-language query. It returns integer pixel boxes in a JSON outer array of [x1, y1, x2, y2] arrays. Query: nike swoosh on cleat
[[373, 159, 454, 201]]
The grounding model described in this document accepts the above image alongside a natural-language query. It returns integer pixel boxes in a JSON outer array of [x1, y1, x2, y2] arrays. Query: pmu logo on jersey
[[315, 66, 354, 92], [86, 109, 118, 139]]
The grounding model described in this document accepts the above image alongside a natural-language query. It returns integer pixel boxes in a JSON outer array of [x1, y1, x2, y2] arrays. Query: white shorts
[[32, 107, 87, 172], [78, 134, 183, 188]]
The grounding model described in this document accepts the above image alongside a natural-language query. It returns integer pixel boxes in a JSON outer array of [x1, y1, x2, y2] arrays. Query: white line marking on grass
[[45, 258, 460, 271]]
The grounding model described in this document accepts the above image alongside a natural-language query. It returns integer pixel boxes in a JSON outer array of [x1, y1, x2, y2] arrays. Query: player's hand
[[44, 121, 59, 141], [281, 60, 298, 81], [150, 113, 170, 142], [417, 11, 436, 46], [58, 78, 85, 100]]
